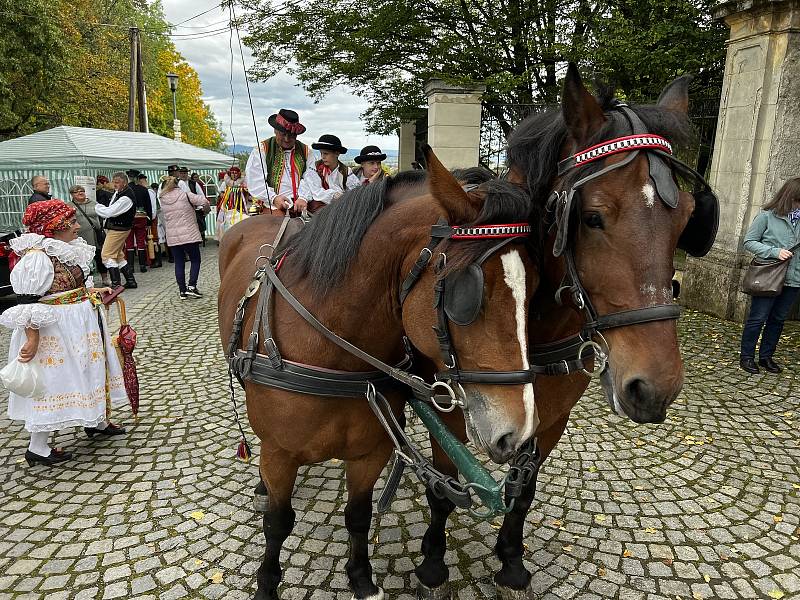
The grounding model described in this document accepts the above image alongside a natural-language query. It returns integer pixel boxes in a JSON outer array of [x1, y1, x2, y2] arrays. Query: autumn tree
[[238, 0, 726, 136]]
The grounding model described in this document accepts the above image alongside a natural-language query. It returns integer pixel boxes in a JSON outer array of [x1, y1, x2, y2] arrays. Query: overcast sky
[[161, 1, 398, 153]]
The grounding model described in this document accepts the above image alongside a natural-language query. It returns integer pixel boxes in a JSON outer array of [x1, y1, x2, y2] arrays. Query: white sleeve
[[0, 251, 58, 330], [346, 171, 361, 189], [302, 168, 338, 204], [246, 148, 275, 201], [95, 195, 133, 218], [148, 189, 158, 215]]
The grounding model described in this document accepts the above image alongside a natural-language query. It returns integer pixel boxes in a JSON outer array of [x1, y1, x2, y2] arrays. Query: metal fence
[[479, 93, 721, 177]]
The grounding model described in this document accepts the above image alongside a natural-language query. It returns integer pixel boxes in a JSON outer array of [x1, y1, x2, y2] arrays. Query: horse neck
[[276, 195, 434, 370]]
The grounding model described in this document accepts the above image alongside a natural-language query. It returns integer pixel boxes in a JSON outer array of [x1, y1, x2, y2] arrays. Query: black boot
[[152, 246, 162, 268], [758, 357, 782, 373], [166, 245, 174, 263], [122, 263, 138, 289], [138, 249, 148, 273], [108, 267, 121, 288], [739, 356, 759, 374]]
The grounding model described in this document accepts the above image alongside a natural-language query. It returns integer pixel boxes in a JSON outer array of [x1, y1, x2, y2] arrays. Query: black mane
[[283, 171, 426, 294], [506, 94, 693, 205]]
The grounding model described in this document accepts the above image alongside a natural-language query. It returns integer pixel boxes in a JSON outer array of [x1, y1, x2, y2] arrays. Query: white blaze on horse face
[[643, 183, 656, 208], [500, 249, 538, 442]]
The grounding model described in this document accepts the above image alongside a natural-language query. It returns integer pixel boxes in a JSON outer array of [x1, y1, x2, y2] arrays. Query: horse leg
[[494, 416, 568, 599], [254, 453, 298, 600], [415, 443, 458, 600], [254, 478, 268, 513], [344, 453, 390, 600]]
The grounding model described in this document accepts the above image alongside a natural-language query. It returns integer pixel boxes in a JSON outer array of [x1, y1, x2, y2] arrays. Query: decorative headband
[[276, 114, 304, 134], [558, 134, 673, 176], [450, 223, 532, 240]]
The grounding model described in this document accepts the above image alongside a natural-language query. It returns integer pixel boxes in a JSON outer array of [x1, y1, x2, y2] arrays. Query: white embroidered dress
[[0, 234, 128, 432]]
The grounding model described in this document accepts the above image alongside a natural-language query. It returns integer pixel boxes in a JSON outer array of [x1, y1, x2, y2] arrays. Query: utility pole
[[128, 27, 138, 131], [135, 29, 149, 133]]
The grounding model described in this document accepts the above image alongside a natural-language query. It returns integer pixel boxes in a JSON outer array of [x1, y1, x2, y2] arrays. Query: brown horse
[[413, 65, 713, 599], [218, 149, 540, 599]]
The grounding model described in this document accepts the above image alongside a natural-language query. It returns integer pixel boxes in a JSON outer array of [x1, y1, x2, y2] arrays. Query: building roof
[[0, 126, 233, 171]]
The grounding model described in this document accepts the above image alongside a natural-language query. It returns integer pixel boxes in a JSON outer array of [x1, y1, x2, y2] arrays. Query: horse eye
[[583, 213, 604, 229]]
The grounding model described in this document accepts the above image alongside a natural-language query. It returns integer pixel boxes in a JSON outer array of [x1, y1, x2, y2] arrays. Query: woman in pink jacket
[[158, 177, 210, 299]]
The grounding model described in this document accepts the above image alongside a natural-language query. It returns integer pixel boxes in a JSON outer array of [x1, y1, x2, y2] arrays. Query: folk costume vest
[[314, 160, 350, 191], [104, 186, 137, 231], [263, 138, 309, 200]]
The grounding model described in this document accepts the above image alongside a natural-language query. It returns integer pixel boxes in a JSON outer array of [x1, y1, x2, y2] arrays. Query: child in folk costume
[[352, 145, 388, 185], [0, 201, 127, 467], [216, 166, 251, 240], [303, 134, 361, 212]]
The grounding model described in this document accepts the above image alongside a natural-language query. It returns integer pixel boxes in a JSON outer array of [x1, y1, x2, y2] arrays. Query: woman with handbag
[[69, 185, 110, 286], [159, 176, 210, 300], [740, 177, 800, 373], [0, 200, 128, 466]]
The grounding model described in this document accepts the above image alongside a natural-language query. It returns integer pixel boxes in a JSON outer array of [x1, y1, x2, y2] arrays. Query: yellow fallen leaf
[[783, 411, 793, 418], [622, 549, 633, 558], [597, 567, 606, 576], [190, 511, 205, 521], [771, 430, 783, 436], [595, 514, 606, 523], [194, 559, 202, 566], [703, 573, 710, 583], [645, 527, 658, 534], [792, 483, 800, 490], [768, 590, 785, 599], [774, 515, 783, 523], [562, 545, 573, 552], [209, 571, 223, 584], [552, 519, 563, 527], [588, 466, 598, 473], [693, 593, 703, 600]]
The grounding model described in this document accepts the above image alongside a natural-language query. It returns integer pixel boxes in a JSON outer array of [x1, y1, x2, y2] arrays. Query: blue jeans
[[171, 242, 201, 292], [740, 285, 800, 359]]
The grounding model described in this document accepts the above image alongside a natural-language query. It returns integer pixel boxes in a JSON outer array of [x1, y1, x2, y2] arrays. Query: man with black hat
[[353, 145, 388, 185], [125, 169, 154, 273], [96, 172, 138, 288], [302, 134, 360, 210], [245, 108, 312, 213]]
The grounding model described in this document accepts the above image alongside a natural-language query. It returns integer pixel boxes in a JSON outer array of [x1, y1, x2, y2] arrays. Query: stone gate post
[[424, 79, 486, 169], [683, 0, 800, 321], [397, 120, 417, 171]]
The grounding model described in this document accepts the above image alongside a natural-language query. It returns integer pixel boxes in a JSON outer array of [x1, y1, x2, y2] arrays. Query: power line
[[170, 2, 224, 27]]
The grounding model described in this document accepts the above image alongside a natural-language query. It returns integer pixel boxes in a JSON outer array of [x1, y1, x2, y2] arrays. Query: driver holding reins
[[245, 108, 313, 215]]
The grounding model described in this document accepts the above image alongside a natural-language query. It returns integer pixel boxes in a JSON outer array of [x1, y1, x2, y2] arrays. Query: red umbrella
[[110, 298, 139, 417]]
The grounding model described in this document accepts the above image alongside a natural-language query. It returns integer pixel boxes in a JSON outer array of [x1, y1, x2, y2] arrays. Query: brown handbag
[[741, 241, 800, 296]]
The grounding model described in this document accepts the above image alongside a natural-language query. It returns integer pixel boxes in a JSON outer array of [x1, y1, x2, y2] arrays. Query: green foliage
[[0, 0, 225, 149], [239, 0, 726, 135]]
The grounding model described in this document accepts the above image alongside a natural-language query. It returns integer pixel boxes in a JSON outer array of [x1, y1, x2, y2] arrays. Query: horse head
[[509, 64, 718, 425], [401, 148, 540, 463]]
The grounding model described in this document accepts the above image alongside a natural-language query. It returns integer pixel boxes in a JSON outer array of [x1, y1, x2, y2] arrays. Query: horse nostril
[[624, 377, 649, 402], [494, 431, 516, 456]]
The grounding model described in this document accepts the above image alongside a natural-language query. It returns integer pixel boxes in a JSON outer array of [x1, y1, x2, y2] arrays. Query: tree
[[0, 0, 225, 149], [238, 0, 726, 136]]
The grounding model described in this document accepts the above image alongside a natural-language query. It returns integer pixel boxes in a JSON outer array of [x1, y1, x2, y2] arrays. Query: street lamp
[[166, 73, 181, 142]]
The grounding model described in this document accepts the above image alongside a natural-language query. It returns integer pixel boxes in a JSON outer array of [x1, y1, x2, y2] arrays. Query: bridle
[[544, 104, 715, 375]]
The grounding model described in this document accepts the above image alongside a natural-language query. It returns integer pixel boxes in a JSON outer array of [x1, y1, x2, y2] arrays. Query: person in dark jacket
[[124, 169, 154, 273], [27, 175, 53, 204], [95, 172, 138, 289]]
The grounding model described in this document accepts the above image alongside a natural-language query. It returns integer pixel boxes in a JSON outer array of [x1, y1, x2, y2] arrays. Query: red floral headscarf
[[23, 200, 76, 237]]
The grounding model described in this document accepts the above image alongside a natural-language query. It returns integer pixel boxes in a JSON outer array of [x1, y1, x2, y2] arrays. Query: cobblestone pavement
[[1, 244, 799, 600]]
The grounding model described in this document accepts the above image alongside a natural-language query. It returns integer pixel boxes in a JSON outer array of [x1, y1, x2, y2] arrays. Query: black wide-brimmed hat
[[166, 164, 180, 172], [125, 169, 141, 178], [312, 134, 347, 154], [178, 166, 189, 172], [354, 145, 387, 164], [268, 108, 306, 135]]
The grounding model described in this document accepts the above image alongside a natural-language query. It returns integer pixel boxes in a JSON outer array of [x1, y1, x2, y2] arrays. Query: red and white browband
[[558, 134, 673, 176], [450, 223, 531, 240]]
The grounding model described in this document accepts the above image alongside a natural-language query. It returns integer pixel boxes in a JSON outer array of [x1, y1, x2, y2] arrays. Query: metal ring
[[578, 340, 607, 377], [430, 381, 457, 413], [443, 354, 457, 369], [254, 255, 270, 268], [572, 290, 586, 311]]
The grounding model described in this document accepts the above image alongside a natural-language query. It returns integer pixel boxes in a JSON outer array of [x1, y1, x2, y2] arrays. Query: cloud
[[162, 0, 398, 152]]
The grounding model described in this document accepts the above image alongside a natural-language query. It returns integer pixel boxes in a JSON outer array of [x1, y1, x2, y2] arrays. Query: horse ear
[[562, 63, 606, 145], [657, 74, 693, 115], [423, 145, 481, 223]]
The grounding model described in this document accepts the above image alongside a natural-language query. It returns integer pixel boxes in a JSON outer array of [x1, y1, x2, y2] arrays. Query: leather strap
[[596, 304, 682, 330]]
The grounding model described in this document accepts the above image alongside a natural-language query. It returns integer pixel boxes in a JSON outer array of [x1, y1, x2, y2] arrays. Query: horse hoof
[[352, 587, 384, 600], [253, 492, 269, 513], [496, 580, 535, 600], [417, 580, 451, 600]]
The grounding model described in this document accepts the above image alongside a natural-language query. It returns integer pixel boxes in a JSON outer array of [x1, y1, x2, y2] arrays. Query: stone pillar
[[397, 120, 417, 171], [424, 79, 485, 169], [683, 0, 800, 321]]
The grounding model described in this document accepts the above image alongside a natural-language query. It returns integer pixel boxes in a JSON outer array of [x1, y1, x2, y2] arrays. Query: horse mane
[[283, 170, 426, 294], [506, 88, 693, 206]]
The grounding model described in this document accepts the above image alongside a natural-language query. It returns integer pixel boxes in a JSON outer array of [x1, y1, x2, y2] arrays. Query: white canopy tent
[[0, 126, 235, 229]]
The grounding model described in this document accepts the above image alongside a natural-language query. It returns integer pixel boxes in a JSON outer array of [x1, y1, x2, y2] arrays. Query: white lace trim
[[24, 413, 108, 433], [10, 234, 95, 274], [0, 303, 60, 330]]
